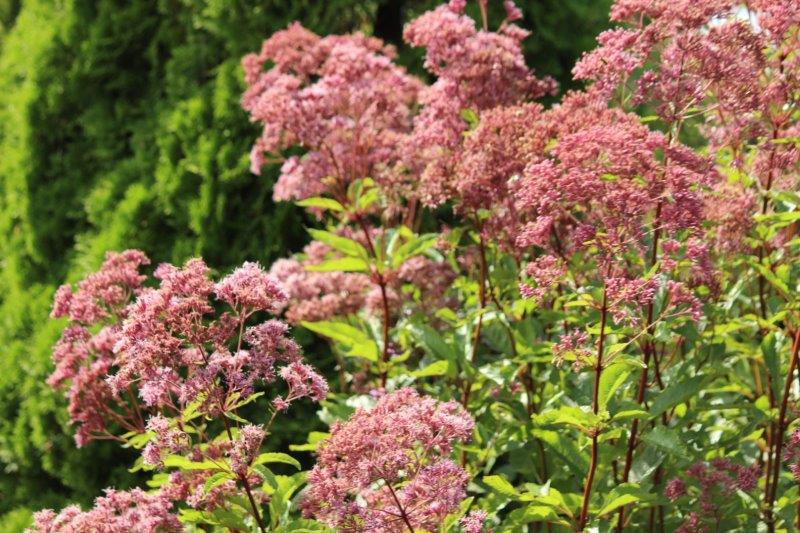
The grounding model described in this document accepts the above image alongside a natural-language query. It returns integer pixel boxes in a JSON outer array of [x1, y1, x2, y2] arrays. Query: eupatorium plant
[[28, 0, 800, 532]]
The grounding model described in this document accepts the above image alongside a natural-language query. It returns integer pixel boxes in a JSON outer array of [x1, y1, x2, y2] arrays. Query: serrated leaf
[[163, 455, 223, 471], [301, 321, 368, 346], [762, 332, 782, 402], [533, 406, 602, 433], [597, 484, 644, 516], [210, 508, 248, 530], [598, 361, 634, 410], [405, 323, 457, 362]]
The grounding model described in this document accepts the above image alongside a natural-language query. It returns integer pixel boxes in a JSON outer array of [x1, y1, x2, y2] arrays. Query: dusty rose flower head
[[242, 22, 421, 202], [520, 255, 566, 303], [303, 388, 474, 531], [552, 330, 593, 372], [269, 242, 371, 324], [142, 414, 189, 468], [668, 457, 761, 528], [665, 477, 687, 501], [214, 261, 287, 313], [50, 250, 149, 324], [404, 3, 555, 207], [278, 361, 329, 405], [783, 428, 800, 482], [29, 488, 180, 533], [48, 251, 325, 448], [461, 509, 489, 533], [229, 424, 266, 475], [397, 256, 456, 309], [47, 250, 152, 446], [513, 90, 716, 266], [704, 181, 756, 254]]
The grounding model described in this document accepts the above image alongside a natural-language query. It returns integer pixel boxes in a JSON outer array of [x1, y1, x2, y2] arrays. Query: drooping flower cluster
[[30, 488, 180, 533], [303, 388, 474, 531]]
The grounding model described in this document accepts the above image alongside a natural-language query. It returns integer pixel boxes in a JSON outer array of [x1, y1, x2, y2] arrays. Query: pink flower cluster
[[48, 251, 150, 446], [242, 22, 421, 201], [783, 428, 800, 481], [460, 509, 488, 533], [552, 330, 593, 372], [577, 0, 799, 195], [30, 488, 180, 533], [513, 93, 715, 261], [520, 255, 566, 303], [404, 2, 555, 207], [142, 414, 188, 468], [269, 241, 371, 323], [303, 388, 474, 531], [48, 250, 327, 448], [397, 256, 457, 311], [665, 457, 760, 529]]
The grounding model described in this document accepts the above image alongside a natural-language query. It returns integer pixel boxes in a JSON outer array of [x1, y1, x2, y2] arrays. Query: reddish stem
[[578, 289, 609, 531], [355, 215, 392, 387], [764, 328, 800, 531]]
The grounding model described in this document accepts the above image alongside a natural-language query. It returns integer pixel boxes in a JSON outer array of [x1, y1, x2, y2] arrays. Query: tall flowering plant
[[30, 0, 800, 532]]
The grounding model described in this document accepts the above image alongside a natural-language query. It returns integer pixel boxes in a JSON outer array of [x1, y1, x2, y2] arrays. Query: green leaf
[[253, 465, 279, 490], [410, 359, 451, 378], [296, 197, 345, 212], [305, 256, 369, 273], [506, 505, 566, 527], [307, 228, 368, 259], [762, 332, 782, 402], [598, 361, 634, 410], [460, 108, 479, 128], [641, 426, 690, 459], [302, 320, 380, 362], [163, 455, 223, 471], [391, 233, 438, 268], [483, 474, 519, 498], [302, 320, 365, 345], [405, 323, 457, 362], [204, 472, 235, 493], [209, 508, 248, 530], [253, 452, 301, 470], [533, 406, 602, 433], [275, 519, 333, 533], [597, 484, 645, 516], [649, 375, 706, 418], [750, 262, 790, 296]]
